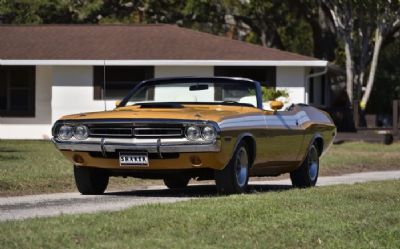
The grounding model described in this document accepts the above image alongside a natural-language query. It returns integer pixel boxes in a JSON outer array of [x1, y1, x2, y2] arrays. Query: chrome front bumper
[[52, 137, 221, 153]]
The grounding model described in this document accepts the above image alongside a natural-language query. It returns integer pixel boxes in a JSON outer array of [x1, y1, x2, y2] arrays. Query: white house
[[0, 24, 327, 139]]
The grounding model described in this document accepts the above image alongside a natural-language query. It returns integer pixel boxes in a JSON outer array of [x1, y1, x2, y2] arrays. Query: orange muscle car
[[52, 77, 336, 194]]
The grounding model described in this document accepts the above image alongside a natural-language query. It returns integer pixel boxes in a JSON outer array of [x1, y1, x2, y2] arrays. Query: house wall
[[276, 67, 307, 104], [51, 66, 116, 123], [51, 66, 214, 122], [0, 66, 53, 139], [154, 66, 213, 77], [1, 65, 312, 139]]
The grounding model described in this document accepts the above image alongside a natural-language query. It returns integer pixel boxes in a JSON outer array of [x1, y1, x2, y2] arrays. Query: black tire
[[163, 176, 190, 189], [74, 165, 109, 195], [290, 144, 319, 188], [215, 141, 250, 194]]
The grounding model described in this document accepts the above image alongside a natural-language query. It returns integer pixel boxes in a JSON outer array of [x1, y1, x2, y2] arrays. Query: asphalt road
[[1, 170, 400, 222]]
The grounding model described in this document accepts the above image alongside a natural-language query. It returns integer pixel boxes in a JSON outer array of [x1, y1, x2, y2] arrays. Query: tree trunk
[[260, 29, 267, 47], [344, 39, 354, 104], [357, 71, 365, 101], [360, 28, 384, 110], [311, 4, 337, 60]]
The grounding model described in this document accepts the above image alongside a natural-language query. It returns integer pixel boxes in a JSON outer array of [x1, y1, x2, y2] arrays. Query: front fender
[[219, 132, 256, 170]]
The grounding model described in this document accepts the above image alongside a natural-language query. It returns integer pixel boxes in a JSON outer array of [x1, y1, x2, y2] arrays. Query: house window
[[309, 75, 326, 106], [0, 66, 35, 117], [309, 77, 314, 103], [214, 66, 276, 87], [321, 75, 326, 106], [93, 66, 154, 100]]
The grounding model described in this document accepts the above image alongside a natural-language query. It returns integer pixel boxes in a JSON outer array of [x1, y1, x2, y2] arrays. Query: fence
[[393, 100, 399, 136], [353, 99, 399, 136]]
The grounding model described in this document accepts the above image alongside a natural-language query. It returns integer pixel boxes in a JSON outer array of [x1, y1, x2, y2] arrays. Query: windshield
[[121, 80, 258, 108]]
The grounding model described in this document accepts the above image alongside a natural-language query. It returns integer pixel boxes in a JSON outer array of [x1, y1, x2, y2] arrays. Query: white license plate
[[119, 153, 149, 167]]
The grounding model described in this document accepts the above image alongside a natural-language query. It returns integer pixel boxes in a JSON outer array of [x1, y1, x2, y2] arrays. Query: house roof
[[0, 24, 327, 66]]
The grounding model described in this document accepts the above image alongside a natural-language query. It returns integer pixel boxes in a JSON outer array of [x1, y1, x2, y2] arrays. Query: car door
[[260, 109, 306, 167]]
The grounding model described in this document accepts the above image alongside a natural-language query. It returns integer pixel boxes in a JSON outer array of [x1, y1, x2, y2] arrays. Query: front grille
[[89, 151, 180, 159], [134, 128, 183, 137], [90, 128, 133, 137], [88, 123, 185, 138]]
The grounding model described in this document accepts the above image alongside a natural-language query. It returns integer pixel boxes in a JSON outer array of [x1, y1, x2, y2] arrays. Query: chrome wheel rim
[[235, 147, 249, 188], [308, 147, 319, 182]]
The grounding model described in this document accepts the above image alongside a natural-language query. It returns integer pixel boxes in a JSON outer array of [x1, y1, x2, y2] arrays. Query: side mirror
[[115, 100, 121, 108], [270, 100, 284, 111]]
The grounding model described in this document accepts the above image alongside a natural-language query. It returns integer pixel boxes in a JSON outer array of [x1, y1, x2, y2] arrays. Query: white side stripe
[[219, 111, 310, 130]]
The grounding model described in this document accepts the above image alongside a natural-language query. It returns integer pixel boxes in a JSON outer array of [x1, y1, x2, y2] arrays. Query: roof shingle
[[0, 24, 318, 61]]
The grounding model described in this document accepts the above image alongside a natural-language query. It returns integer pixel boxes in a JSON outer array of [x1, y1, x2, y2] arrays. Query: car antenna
[[103, 60, 107, 111]]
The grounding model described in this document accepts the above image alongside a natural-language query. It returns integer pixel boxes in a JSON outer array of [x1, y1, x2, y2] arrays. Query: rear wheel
[[290, 144, 319, 188], [163, 176, 190, 189], [74, 166, 109, 195], [215, 141, 250, 194]]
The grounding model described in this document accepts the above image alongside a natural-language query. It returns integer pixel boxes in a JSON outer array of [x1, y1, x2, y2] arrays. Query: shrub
[[261, 87, 289, 102]]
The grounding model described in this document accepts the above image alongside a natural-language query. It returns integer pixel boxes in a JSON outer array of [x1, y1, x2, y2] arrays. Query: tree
[[367, 38, 400, 114], [224, 0, 290, 49], [295, 1, 337, 61], [96, 0, 187, 25], [182, 0, 229, 35], [322, 0, 400, 109], [0, 0, 103, 24]]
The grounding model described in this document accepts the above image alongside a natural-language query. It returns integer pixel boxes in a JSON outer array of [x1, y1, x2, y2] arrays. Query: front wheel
[[290, 144, 319, 188], [215, 141, 250, 194], [74, 166, 109, 195]]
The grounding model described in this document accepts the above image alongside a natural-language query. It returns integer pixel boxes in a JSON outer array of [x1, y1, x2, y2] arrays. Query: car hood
[[59, 104, 264, 123]]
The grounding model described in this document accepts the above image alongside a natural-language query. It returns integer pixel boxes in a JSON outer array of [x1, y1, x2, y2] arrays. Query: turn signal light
[[73, 154, 85, 165], [190, 156, 202, 167]]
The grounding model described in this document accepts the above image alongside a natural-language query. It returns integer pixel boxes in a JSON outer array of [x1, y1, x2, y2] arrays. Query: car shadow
[[0, 147, 22, 152], [105, 183, 293, 198]]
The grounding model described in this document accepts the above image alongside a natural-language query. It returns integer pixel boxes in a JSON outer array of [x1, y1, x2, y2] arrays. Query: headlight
[[57, 125, 73, 140], [186, 126, 201, 140], [74, 125, 89, 140], [202, 126, 217, 141]]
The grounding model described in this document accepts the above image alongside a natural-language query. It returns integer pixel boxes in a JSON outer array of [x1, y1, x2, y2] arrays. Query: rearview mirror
[[115, 100, 121, 108], [270, 100, 284, 111], [189, 84, 209, 91]]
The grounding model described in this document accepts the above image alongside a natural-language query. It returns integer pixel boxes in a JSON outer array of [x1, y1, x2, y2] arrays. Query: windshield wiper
[[136, 102, 183, 108], [221, 101, 254, 107]]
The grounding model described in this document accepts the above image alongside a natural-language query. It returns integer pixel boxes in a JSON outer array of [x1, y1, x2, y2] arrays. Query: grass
[[1, 180, 399, 248], [1, 140, 400, 196], [0, 140, 159, 196], [320, 141, 400, 175]]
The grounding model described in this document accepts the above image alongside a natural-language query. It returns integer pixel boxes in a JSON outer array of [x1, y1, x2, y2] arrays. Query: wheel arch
[[311, 134, 324, 156], [232, 133, 256, 169], [290, 133, 322, 188]]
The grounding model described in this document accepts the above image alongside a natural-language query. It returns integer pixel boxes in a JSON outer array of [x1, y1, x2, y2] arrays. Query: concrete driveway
[[1, 170, 399, 222]]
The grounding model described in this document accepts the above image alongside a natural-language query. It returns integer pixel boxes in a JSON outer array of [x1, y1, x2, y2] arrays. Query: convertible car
[[52, 77, 336, 194]]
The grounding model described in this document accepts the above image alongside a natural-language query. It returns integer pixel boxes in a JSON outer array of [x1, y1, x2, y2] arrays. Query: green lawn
[[320, 141, 400, 175], [1, 140, 400, 196], [0, 140, 159, 196], [1, 180, 399, 248]]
